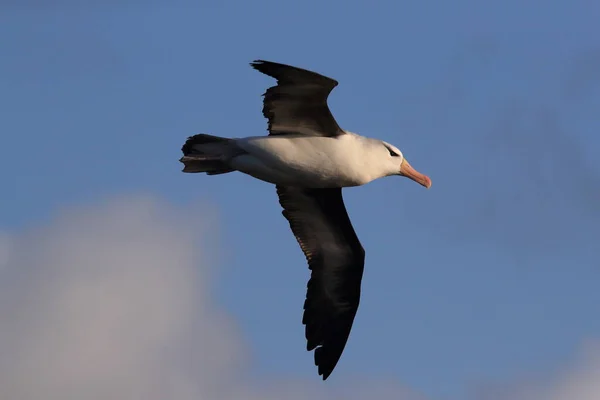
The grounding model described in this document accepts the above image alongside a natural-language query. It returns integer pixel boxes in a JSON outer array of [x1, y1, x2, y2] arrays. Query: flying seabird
[[179, 60, 431, 380]]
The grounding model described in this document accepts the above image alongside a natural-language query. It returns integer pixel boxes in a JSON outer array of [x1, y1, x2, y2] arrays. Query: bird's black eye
[[386, 147, 399, 157]]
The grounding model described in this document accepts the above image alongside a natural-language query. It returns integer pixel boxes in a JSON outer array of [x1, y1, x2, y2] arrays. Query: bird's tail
[[179, 133, 238, 175]]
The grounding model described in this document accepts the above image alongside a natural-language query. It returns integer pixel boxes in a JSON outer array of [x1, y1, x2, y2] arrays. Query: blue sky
[[1, 1, 599, 399]]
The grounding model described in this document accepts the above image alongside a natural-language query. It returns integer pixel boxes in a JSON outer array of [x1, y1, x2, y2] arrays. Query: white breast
[[230, 133, 386, 188]]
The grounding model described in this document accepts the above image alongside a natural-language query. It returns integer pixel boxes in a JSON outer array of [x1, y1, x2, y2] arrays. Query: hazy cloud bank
[[0, 195, 597, 399], [0, 195, 421, 400]]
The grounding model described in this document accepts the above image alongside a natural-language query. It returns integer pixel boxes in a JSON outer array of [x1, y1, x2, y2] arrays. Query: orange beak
[[399, 159, 432, 189]]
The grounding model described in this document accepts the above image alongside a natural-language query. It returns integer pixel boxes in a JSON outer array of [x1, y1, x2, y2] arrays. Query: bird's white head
[[380, 141, 432, 189]]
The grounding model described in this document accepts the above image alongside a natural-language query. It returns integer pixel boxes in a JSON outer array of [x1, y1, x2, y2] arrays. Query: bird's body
[[179, 60, 431, 380], [230, 132, 398, 187]]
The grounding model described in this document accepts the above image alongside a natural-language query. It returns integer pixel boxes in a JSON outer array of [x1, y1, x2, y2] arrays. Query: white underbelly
[[230, 135, 376, 188]]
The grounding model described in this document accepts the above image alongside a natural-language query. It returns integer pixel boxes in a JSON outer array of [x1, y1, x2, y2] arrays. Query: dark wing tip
[[249, 59, 294, 83], [249, 59, 339, 87], [249, 59, 266, 69], [249, 59, 277, 76], [315, 346, 340, 380]]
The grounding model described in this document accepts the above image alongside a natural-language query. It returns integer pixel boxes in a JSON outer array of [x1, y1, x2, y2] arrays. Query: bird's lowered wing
[[275, 185, 365, 380]]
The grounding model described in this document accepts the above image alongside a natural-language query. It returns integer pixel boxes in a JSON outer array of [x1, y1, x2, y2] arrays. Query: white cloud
[[0, 195, 420, 400], [548, 342, 600, 400], [0, 231, 9, 270], [0, 194, 597, 400], [471, 341, 600, 400], [516, 342, 600, 400]]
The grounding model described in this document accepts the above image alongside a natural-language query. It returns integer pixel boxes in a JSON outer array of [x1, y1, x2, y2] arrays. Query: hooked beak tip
[[423, 176, 432, 189], [400, 159, 431, 189]]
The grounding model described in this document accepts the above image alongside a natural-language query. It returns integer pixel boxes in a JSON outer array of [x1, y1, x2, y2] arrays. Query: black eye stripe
[[386, 146, 400, 157]]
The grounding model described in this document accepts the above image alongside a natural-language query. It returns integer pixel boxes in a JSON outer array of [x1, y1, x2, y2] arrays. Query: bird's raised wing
[[251, 60, 345, 137], [275, 185, 365, 380]]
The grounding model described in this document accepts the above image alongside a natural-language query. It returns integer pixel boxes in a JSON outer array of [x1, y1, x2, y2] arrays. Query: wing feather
[[251, 60, 345, 137], [276, 185, 365, 380]]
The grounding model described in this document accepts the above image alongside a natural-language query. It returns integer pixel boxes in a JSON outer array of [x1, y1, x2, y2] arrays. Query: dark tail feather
[[181, 133, 231, 155], [180, 133, 235, 174], [179, 155, 234, 174]]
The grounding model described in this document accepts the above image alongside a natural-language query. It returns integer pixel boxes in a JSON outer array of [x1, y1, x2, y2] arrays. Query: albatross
[[179, 60, 431, 380]]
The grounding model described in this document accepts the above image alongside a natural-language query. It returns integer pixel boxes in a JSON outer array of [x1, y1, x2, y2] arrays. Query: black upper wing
[[250, 60, 345, 137], [276, 185, 365, 380]]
